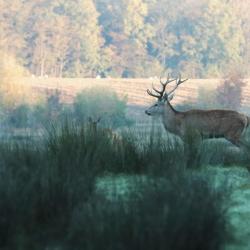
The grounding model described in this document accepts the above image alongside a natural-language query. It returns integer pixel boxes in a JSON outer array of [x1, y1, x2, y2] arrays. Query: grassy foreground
[[0, 122, 241, 249]]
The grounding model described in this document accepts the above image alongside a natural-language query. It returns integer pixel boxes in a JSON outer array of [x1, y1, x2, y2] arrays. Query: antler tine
[[160, 72, 169, 85], [160, 73, 175, 86], [167, 85, 179, 97], [147, 72, 184, 100], [152, 83, 162, 94], [167, 74, 188, 97], [159, 75, 165, 85], [147, 89, 161, 99], [176, 73, 188, 85], [159, 73, 176, 96], [166, 73, 171, 84]]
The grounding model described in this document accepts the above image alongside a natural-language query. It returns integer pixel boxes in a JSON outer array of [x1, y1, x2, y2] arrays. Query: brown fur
[[162, 101, 249, 146], [146, 76, 250, 147]]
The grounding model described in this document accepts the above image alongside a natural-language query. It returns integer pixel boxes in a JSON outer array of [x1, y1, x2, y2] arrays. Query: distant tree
[[147, 0, 184, 67], [216, 72, 246, 110], [232, 0, 250, 76], [95, 0, 159, 77], [122, 0, 149, 41], [49, 15, 71, 77], [0, 0, 249, 77], [0, 1, 27, 61], [190, 0, 245, 77], [65, 0, 103, 77], [0, 52, 33, 109], [147, 0, 245, 77], [30, 14, 52, 76]]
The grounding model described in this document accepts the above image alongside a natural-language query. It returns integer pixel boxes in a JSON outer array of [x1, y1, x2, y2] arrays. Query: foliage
[[2, 87, 132, 129], [69, 175, 229, 250], [6, 104, 31, 128], [73, 87, 133, 128], [216, 72, 246, 110], [197, 86, 219, 109], [0, 122, 231, 249], [0, 52, 34, 109], [0, 0, 249, 77]]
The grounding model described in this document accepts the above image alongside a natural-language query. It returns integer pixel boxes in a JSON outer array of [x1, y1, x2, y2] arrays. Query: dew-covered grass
[[0, 121, 249, 249]]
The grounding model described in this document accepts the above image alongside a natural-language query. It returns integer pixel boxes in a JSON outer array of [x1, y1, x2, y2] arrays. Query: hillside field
[[18, 77, 250, 107]]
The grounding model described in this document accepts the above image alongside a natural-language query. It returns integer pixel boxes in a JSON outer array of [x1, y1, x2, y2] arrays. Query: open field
[[15, 77, 250, 134], [18, 77, 250, 107]]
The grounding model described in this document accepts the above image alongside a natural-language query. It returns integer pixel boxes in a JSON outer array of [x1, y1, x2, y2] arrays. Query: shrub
[[68, 174, 230, 250], [5, 104, 32, 128], [216, 72, 246, 110], [0, 53, 35, 109], [73, 87, 133, 128], [197, 86, 218, 109], [0, 122, 231, 249], [4, 87, 132, 130]]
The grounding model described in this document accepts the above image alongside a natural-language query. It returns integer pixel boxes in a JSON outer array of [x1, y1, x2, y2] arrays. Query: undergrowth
[[0, 122, 234, 249]]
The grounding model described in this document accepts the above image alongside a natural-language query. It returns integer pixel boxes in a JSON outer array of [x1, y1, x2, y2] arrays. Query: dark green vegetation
[[1, 83, 249, 249], [0, 122, 233, 250], [2, 87, 132, 129], [1, 0, 249, 78]]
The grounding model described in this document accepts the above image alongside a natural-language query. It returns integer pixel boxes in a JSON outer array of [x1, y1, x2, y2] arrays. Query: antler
[[167, 74, 188, 97], [147, 73, 188, 100], [147, 73, 175, 100]]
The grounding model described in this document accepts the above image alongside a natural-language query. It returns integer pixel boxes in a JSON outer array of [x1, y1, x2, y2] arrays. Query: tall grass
[[68, 175, 230, 250], [0, 122, 232, 249]]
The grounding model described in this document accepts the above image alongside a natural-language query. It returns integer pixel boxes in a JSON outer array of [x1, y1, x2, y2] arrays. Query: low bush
[[73, 87, 133, 128], [5, 103, 32, 128], [68, 174, 230, 250], [0, 122, 231, 249], [2, 87, 133, 130]]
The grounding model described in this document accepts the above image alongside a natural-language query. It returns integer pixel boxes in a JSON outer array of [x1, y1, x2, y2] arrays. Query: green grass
[[0, 121, 241, 249]]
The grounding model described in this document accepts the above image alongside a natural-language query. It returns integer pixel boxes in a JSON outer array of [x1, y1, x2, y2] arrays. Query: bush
[[0, 123, 98, 248], [0, 122, 231, 249], [32, 90, 67, 125], [0, 53, 35, 109], [3, 87, 132, 130], [73, 87, 133, 128], [197, 86, 219, 109], [6, 104, 32, 128], [216, 72, 246, 110], [68, 174, 230, 250]]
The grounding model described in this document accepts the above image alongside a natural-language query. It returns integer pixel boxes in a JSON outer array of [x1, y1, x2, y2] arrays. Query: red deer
[[145, 74, 250, 147]]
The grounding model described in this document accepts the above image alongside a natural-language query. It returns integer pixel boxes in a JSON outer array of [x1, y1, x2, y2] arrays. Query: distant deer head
[[88, 117, 101, 133], [145, 73, 250, 148]]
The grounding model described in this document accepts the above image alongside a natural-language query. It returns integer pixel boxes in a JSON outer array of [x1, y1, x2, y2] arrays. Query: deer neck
[[162, 101, 179, 133]]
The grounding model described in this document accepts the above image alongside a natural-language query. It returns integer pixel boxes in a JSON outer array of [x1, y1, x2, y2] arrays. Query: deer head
[[145, 74, 188, 116]]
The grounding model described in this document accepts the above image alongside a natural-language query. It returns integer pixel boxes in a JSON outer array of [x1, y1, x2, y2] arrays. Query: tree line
[[0, 0, 249, 78]]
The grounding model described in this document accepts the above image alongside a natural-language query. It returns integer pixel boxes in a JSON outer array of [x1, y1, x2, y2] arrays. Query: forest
[[1, 0, 249, 78]]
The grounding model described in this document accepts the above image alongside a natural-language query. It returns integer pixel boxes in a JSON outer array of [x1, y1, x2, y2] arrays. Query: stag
[[145, 74, 250, 147]]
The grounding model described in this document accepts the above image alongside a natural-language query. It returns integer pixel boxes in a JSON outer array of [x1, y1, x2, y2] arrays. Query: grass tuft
[[0, 122, 233, 249]]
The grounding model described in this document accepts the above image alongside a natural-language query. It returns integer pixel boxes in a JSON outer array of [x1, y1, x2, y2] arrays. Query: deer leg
[[225, 128, 243, 147], [225, 128, 247, 148]]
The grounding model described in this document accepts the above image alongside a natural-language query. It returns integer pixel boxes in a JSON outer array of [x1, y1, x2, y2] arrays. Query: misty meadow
[[0, 0, 250, 249]]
